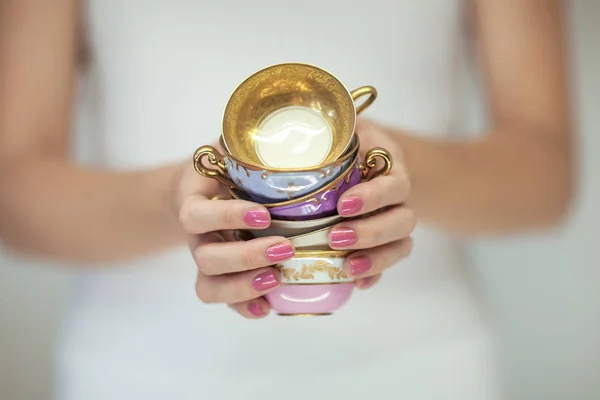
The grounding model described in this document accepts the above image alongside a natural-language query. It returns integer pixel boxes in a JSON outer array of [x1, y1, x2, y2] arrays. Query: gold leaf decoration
[[280, 261, 348, 282], [275, 181, 302, 200]]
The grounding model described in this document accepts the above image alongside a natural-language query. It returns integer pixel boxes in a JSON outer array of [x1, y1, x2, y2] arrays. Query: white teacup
[[275, 250, 353, 285], [288, 225, 332, 249], [247, 214, 344, 239]]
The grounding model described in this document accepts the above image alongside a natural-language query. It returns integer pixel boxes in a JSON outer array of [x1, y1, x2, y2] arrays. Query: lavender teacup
[[193, 137, 358, 203], [229, 148, 392, 221]]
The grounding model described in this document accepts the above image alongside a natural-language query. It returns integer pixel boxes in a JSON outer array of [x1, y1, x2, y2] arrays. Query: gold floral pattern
[[235, 163, 251, 177], [275, 181, 301, 199], [280, 261, 348, 282], [221, 63, 358, 168], [321, 185, 341, 202]]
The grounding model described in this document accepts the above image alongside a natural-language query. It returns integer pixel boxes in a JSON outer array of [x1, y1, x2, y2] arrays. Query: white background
[[1, 2, 598, 399]]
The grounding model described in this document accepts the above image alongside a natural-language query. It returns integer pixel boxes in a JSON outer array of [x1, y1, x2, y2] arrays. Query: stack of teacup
[[193, 63, 392, 316]]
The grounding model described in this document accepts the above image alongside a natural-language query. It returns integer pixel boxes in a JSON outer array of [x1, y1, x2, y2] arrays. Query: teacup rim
[[279, 281, 354, 285], [221, 62, 358, 169], [269, 214, 344, 227], [291, 249, 354, 258], [218, 135, 359, 173]]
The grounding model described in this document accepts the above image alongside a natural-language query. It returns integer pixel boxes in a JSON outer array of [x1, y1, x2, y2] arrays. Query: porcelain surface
[[194, 137, 357, 202], [249, 214, 344, 238], [221, 62, 376, 169], [266, 284, 354, 315], [230, 152, 362, 220], [276, 250, 353, 285]]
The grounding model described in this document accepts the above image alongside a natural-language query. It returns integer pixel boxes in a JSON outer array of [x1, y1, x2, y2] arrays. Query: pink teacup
[[266, 284, 354, 316], [265, 249, 355, 316]]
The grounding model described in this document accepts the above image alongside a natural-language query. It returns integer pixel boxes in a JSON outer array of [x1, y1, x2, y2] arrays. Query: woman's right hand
[[176, 161, 295, 319]]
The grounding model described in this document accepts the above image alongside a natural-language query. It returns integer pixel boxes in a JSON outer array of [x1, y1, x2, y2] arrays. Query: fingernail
[[243, 209, 270, 228], [339, 197, 363, 216], [358, 276, 375, 289], [247, 302, 265, 317], [348, 256, 372, 276], [330, 228, 358, 248], [252, 270, 279, 291], [265, 241, 295, 263]]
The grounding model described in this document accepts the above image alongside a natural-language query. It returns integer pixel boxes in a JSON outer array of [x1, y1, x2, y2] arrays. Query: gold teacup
[[222, 62, 377, 170]]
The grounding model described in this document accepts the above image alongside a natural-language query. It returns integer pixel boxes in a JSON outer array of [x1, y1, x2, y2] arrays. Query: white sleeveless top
[[57, 1, 500, 399]]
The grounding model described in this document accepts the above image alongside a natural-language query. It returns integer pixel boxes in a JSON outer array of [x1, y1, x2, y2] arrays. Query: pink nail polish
[[247, 302, 265, 317], [252, 271, 279, 291], [349, 256, 372, 276], [339, 197, 363, 216], [330, 228, 358, 248], [243, 209, 270, 228], [265, 242, 295, 263], [358, 276, 375, 289]]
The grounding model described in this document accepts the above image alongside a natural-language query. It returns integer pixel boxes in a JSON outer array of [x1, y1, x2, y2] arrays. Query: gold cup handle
[[350, 86, 378, 115], [193, 145, 236, 187], [359, 147, 393, 180]]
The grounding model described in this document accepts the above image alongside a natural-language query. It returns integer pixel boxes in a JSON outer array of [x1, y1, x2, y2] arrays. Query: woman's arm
[[0, 0, 187, 263], [394, 0, 575, 235]]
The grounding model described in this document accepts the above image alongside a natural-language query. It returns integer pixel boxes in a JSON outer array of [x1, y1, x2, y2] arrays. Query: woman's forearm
[[398, 127, 574, 236], [0, 156, 187, 264]]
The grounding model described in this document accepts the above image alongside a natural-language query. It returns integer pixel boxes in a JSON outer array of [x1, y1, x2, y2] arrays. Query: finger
[[343, 237, 414, 279], [336, 169, 410, 218], [354, 273, 382, 290], [329, 206, 416, 250], [193, 237, 295, 275], [187, 231, 226, 250], [228, 297, 271, 319], [179, 196, 271, 234], [196, 266, 280, 304]]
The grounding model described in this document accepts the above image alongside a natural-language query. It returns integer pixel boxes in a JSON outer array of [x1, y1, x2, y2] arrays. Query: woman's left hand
[[329, 119, 416, 289]]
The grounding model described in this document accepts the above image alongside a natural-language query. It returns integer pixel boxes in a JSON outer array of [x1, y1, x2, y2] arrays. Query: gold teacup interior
[[222, 63, 356, 169]]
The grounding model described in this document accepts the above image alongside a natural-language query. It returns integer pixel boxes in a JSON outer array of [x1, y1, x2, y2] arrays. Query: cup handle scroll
[[359, 147, 393, 180], [350, 86, 377, 115], [193, 145, 236, 187]]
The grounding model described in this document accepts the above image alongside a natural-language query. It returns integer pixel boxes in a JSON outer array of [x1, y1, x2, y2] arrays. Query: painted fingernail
[[330, 228, 358, 248], [339, 197, 363, 216], [247, 302, 265, 317], [265, 241, 295, 263], [358, 276, 375, 289], [243, 209, 270, 228], [252, 270, 279, 291], [348, 256, 372, 276]]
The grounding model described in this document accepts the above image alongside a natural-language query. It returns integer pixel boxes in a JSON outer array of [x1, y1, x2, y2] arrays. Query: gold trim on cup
[[193, 145, 236, 187], [292, 249, 354, 258], [221, 62, 376, 169], [219, 135, 359, 173], [360, 147, 393, 179], [280, 281, 354, 286], [228, 146, 392, 208], [350, 86, 377, 115], [192, 137, 360, 187], [276, 313, 333, 317]]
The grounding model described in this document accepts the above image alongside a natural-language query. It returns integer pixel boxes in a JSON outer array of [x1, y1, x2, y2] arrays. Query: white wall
[[1, 3, 598, 400]]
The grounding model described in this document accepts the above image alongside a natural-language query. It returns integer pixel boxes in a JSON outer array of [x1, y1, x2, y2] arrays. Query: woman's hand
[[176, 158, 295, 319], [329, 119, 416, 288]]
